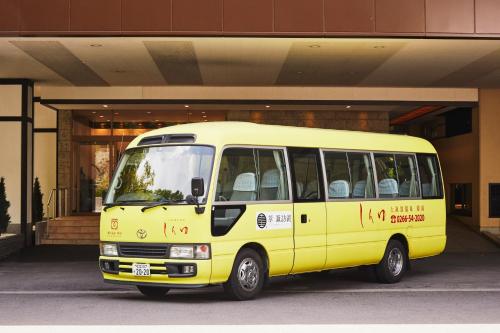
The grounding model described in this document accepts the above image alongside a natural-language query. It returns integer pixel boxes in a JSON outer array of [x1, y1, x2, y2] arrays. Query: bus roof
[[127, 121, 437, 154]]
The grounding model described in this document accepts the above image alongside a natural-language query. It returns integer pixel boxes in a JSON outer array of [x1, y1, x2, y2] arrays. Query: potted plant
[[0, 177, 11, 237], [32, 177, 44, 224]]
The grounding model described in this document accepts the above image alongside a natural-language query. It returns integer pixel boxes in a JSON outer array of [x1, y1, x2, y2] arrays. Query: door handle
[[301, 214, 307, 224]]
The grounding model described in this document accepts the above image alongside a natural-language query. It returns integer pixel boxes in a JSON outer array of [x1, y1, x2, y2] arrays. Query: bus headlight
[[169, 244, 210, 259], [100, 243, 118, 257]]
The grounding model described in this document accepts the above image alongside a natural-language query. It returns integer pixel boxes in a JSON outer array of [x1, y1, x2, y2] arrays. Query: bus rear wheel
[[375, 239, 408, 284], [137, 285, 170, 298], [223, 248, 265, 301]]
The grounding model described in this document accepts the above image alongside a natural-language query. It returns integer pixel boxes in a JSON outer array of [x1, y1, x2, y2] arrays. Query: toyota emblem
[[136, 229, 147, 239]]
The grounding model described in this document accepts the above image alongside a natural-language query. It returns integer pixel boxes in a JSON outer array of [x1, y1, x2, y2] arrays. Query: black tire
[[136, 285, 169, 298], [375, 239, 408, 284], [223, 248, 265, 301]]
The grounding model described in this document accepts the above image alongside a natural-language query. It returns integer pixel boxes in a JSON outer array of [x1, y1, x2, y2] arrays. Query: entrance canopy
[[2, 37, 500, 88]]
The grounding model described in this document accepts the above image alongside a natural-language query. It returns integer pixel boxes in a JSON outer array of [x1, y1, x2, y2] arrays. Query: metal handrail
[[46, 188, 57, 221]]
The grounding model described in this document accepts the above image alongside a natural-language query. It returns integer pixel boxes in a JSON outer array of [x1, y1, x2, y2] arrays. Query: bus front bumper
[[99, 256, 212, 287]]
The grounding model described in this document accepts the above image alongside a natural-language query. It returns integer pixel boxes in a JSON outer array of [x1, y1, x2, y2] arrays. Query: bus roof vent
[[138, 134, 196, 146], [164, 134, 195, 143], [138, 135, 164, 146]]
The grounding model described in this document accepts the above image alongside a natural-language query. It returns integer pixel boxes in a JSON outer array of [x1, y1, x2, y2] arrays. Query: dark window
[[445, 107, 472, 137], [374, 154, 399, 198], [323, 151, 375, 199], [215, 147, 289, 202], [417, 154, 443, 199], [395, 155, 420, 198], [490, 184, 500, 218], [288, 148, 323, 201], [450, 183, 472, 216], [211, 205, 246, 237]]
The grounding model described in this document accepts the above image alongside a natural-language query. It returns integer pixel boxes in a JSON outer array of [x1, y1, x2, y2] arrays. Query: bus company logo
[[136, 229, 147, 239], [257, 213, 267, 229], [111, 219, 118, 230]]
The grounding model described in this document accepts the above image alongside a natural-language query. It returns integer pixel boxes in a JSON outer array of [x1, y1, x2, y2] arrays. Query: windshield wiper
[[103, 200, 150, 212], [140, 199, 188, 212]]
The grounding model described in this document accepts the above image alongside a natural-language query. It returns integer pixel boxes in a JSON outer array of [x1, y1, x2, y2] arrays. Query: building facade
[[0, 0, 499, 247]]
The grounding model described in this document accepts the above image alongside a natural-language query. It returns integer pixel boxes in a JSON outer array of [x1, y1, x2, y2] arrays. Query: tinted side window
[[348, 152, 376, 199], [395, 154, 420, 198], [216, 147, 289, 202], [374, 154, 398, 198], [417, 154, 443, 198], [324, 152, 350, 199], [323, 151, 375, 199], [289, 149, 322, 201]]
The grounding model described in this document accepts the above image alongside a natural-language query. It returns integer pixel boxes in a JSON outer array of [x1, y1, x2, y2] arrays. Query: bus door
[[287, 148, 327, 273]]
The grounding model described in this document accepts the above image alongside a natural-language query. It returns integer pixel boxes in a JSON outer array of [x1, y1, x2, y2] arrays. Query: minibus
[[99, 122, 446, 300]]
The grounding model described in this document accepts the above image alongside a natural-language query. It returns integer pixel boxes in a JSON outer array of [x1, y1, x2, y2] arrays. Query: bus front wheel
[[223, 248, 265, 301], [137, 285, 170, 298], [375, 239, 408, 284]]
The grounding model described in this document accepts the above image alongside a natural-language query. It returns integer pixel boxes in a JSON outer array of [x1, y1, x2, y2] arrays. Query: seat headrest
[[261, 169, 280, 189], [379, 178, 398, 195], [233, 173, 256, 192], [329, 180, 350, 198]]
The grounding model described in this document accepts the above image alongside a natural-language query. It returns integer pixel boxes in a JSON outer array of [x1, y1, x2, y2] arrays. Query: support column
[[478, 89, 500, 232], [0, 79, 34, 247]]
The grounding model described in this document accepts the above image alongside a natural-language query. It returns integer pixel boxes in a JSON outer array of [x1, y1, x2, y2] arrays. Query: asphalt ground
[[0, 220, 499, 325]]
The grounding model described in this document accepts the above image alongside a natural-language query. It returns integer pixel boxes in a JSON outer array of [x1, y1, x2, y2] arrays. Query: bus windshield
[[105, 145, 214, 205]]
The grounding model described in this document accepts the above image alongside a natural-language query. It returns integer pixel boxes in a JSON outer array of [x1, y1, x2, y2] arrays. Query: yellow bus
[[99, 122, 446, 300]]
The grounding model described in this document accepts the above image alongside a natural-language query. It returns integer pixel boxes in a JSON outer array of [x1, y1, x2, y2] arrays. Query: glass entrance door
[[73, 142, 110, 213]]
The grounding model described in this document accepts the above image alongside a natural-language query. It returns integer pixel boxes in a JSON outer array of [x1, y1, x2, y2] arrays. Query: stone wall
[[226, 110, 389, 133], [57, 110, 72, 191]]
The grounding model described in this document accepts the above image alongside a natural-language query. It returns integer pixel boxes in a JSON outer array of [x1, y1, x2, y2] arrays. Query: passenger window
[[324, 152, 350, 199], [396, 155, 420, 198], [417, 154, 443, 198], [348, 152, 375, 199], [323, 151, 375, 199], [216, 148, 289, 202], [289, 149, 322, 201], [374, 154, 399, 198]]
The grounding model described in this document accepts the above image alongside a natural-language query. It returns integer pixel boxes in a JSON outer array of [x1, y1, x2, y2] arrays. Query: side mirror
[[191, 177, 205, 214], [191, 177, 205, 197]]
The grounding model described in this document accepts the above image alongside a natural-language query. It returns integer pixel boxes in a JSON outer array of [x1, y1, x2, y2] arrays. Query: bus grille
[[119, 244, 168, 258]]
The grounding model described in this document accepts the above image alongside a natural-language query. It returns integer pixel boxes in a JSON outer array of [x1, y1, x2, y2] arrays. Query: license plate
[[132, 263, 150, 277]]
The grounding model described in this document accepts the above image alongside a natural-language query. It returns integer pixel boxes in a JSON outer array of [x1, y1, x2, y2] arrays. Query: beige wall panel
[[479, 89, 500, 229], [0, 85, 22, 116], [0, 122, 21, 230], [34, 133, 57, 216], [37, 85, 478, 102], [34, 103, 57, 128]]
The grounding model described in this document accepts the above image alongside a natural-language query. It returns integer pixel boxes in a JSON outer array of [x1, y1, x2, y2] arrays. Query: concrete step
[[40, 239, 99, 245], [46, 233, 99, 240], [47, 220, 100, 227], [48, 226, 99, 234]]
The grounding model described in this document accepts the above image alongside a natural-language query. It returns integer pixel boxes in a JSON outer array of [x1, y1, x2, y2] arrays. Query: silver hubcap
[[237, 257, 259, 292], [387, 248, 404, 276]]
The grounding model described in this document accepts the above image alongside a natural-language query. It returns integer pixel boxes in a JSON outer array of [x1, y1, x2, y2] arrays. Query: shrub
[[33, 177, 44, 223], [0, 177, 11, 234]]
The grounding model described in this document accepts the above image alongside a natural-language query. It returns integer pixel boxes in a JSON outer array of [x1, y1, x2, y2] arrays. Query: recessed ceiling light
[[184, 105, 190, 108], [106, 120, 110, 122], [114, 112, 119, 115], [99, 115, 104, 118], [201, 111, 206, 114], [346, 105, 351, 109], [138, 123, 142, 126], [103, 104, 108, 108], [155, 119, 159, 122], [90, 44, 103, 48], [146, 111, 152, 114], [265, 105, 271, 108], [91, 111, 97, 114]]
